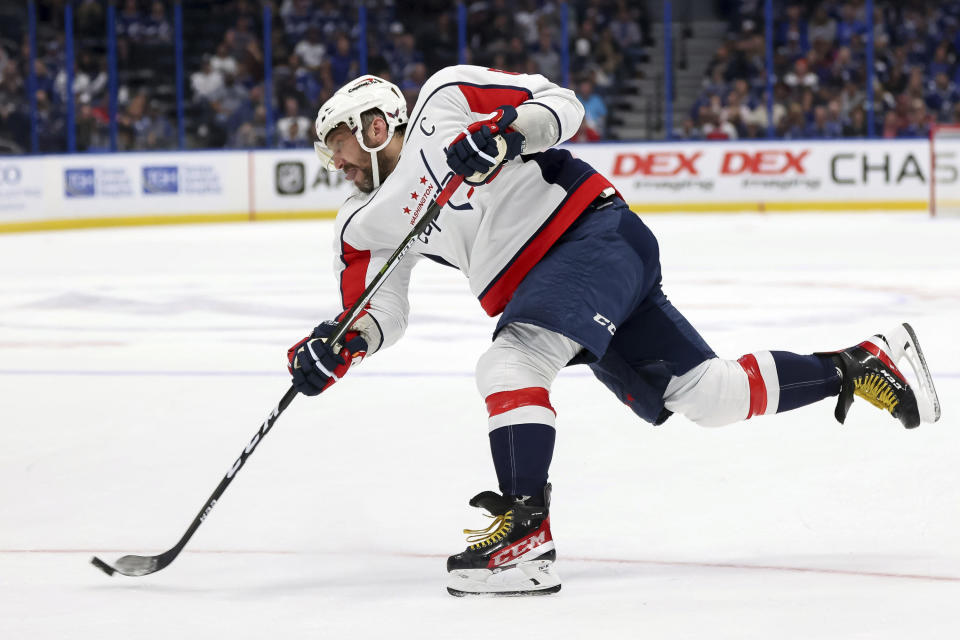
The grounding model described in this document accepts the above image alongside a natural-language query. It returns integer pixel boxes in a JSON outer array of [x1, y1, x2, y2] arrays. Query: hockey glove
[[445, 105, 525, 185], [287, 320, 368, 396]]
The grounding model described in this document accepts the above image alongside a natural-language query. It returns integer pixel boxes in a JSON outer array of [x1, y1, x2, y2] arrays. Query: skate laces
[[463, 511, 513, 549], [854, 374, 899, 414]]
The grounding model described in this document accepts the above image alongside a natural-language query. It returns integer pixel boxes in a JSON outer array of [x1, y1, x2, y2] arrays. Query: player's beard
[[352, 148, 398, 193]]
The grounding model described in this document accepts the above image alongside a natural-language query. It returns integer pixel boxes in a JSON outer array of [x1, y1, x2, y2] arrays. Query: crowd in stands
[[0, 0, 650, 152], [7, 1, 960, 152], [686, 0, 960, 140]]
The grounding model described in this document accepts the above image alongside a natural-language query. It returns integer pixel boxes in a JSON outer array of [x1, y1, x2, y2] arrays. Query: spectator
[[210, 42, 238, 78], [576, 76, 607, 139], [35, 89, 64, 152], [592, 26, 624, 86], [419, 11, 459, 72], [835, 3, 867, 47], [926, 72, 960, 122], [829, 47, 860, 88], [328, 33, 358, 87], [607, 4, 645, 66], [840, 80, 866, 119], [75, 96, 109, 151], [804, 104, 842, 138], [897, 98, 931, 137], [808, 4, 837, 46], [314, 1, 347, 38], [400, 62, 428, 113], [530, 26, 562, 81], [704, 44, 731, 82], [233, 104, 267, 148], [295, 26, 327, 71], [702, 111, 737, 140], [673, 117, 703, 140], [881, 110, 901, 138], [209, 72, 251, 130], [290, 53, 323, 106], [514, 0, 540, 45], [779, 102, 807, 139], [191, 57, 224, 103], [141, 2, 172, 45], [775, 4, 810, 59], [928, 42, 951, 80], [0, 70, 29, 151], [276, 96, 311, 148], [116, 0, 143, 41], [784, 57, 818, 92], [843, 106, 868, 137], [388, 31, 423, 86]]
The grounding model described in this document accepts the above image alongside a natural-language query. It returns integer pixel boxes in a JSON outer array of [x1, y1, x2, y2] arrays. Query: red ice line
[[4, 548, 957, 583]]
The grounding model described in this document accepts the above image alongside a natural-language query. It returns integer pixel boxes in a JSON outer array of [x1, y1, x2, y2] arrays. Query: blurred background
[[3, 0, 960, 153]]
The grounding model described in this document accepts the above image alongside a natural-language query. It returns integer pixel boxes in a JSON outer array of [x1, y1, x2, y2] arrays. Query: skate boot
[[819, 323, 940, 429], [447, 484, 560, 597]]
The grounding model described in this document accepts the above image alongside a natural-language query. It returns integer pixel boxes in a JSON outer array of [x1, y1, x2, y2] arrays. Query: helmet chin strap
[[357, 122, 396, 190], [370, 147, 381, 189]]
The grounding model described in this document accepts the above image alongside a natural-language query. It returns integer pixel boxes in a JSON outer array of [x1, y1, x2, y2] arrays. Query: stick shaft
[[328, 175, 463, 346], [106, 176, 463, 574]]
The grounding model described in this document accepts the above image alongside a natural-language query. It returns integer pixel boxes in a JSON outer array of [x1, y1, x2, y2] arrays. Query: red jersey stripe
[[457, 84, 530, 114], [485, 387, 556, 418], [479, 173, 614, 316], [738, 354, 768, 419], [340, 241, 371, 311]]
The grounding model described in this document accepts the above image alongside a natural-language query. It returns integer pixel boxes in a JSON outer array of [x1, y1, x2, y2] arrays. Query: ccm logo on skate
[[490, 521, 552, 568], [594, 313, 616, 335]]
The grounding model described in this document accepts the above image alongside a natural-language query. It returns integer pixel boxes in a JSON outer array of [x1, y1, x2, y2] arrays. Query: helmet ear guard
[[314, 75, 408, 186]]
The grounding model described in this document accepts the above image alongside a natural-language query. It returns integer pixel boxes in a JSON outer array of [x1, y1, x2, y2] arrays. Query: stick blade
[[91, 554, 162, 577], [113, 554, 161, 576]]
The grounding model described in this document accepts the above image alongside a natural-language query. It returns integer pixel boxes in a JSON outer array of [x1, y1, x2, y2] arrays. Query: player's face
[[326, 125, 375, 193]]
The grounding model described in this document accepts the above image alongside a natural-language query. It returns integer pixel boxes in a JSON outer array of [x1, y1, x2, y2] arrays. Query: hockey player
[[287, 66, 941, 597]]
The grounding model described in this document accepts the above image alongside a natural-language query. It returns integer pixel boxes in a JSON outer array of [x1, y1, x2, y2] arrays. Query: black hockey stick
[[91, 174, 465, 577]]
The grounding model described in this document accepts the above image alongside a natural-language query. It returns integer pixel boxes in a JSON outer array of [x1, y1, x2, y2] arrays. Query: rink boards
[[0, 139, 949, 232]]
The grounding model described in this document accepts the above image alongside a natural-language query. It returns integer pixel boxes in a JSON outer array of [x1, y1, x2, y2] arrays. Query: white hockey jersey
[[332, 65, 615, 353]]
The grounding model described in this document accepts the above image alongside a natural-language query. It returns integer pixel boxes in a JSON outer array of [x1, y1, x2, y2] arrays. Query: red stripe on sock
[[859, 340, 907, 383], [738, 354, 768, 419], [485, 387, 556, 418]]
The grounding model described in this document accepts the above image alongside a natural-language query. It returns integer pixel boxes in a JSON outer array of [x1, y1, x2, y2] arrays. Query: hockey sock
[[738, 351, 841, 417], [488, 423, 555, 501]]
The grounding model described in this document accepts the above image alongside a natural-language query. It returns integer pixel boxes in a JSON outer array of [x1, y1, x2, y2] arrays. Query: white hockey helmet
[[314, 75, 408, 188]]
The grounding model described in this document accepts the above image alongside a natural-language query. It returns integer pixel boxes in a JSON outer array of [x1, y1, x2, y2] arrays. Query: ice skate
[[447, 484, 560, 597], [820, 323, 940, 429]]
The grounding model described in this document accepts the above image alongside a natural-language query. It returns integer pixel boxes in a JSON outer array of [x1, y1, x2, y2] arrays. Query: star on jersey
[[401, 177, 434, 219]]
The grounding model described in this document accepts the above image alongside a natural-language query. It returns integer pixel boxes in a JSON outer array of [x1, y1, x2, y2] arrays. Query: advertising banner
[[0, 151, 249, 229], [1, 139, 944, 232], [252, 150, 353, 216], [570, 139, 939, 212]]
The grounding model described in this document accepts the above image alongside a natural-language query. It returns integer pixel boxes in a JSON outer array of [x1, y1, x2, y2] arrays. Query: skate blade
[[447, 559, 561, 597], [886, 323, 941, 423]]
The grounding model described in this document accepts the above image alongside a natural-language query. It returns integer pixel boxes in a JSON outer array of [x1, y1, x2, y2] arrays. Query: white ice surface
[[1, 213, 959, 639]]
